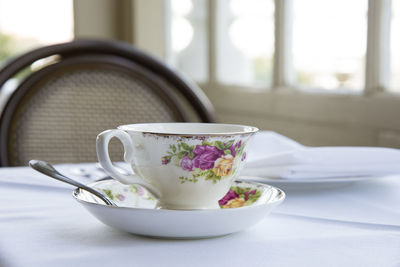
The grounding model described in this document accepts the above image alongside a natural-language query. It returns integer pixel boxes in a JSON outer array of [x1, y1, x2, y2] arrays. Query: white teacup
[[96, 123, 258, 210]]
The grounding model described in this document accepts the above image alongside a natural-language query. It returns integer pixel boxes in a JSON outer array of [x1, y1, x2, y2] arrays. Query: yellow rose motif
[[213, 154, 234, 177], [222, 197, 246, 208]]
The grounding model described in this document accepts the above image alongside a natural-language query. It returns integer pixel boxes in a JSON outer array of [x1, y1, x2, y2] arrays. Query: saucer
[[73, 179, 285, 239], [240, 175, 379, 190]]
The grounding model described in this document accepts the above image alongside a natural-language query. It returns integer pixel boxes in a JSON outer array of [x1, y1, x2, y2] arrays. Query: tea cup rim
[[117, 123, 259, 136]]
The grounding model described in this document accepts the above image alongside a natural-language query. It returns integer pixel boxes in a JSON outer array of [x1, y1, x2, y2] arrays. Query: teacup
[[96, 123, 258, 210]]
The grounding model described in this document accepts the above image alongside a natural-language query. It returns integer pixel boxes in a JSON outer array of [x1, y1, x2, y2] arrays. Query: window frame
[[132, 0, 400, 146]]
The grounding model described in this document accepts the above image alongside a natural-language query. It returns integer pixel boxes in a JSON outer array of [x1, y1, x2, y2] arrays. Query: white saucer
[[240, 175, 378, 190], [73, 179, 285, 239]]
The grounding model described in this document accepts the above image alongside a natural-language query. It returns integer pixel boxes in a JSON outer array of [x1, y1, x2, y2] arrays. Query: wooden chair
[[0, 39, 215, 166]]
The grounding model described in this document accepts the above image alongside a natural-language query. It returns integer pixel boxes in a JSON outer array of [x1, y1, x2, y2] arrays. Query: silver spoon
[[29, 160, 117, 206]]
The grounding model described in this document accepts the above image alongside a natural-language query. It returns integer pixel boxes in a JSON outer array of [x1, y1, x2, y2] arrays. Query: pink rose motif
[[116, 194, 125, 201], [244, 189, 257, 200], [229, 140, 242, 157], [193, 145, 224, 170], [138, 186, 145, 196], [218, 189, 238, 206], [180, 155, 194, 171], [161, 156, 170, 165]]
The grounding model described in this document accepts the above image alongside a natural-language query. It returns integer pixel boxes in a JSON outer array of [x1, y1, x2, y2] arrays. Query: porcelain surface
[[241, 175, 380, 190], [96, 123, 258, 209], [73, 179, 285, 239]]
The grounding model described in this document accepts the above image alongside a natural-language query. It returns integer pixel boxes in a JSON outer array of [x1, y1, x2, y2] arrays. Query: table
[[1, 163, 400, 267]]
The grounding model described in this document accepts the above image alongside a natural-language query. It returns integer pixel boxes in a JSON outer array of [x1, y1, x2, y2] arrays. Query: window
[[0, 0, 74, 65], [170, 0, 275, 88], [157, 0, 400, 147], [216, 0, 274, 87], [168, 0, 398, 94], [292, 0, 367, 91], [390, 0, 400, 92], [170, 0, 209, 82]]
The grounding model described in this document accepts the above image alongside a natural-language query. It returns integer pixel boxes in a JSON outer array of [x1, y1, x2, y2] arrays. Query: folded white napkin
[[242, 131, 400, 179]]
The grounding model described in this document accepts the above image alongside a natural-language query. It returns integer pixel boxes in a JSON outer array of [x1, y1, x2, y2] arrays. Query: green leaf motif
[[173, 155, 180, 166], [232, 186, 250, 195], [193, 169, 222, 184], [178, 176, 198, 184], [146, 195, 155, 201], [181, 142, 192, 151], [102, 189, 114, 200], [130, 185, 139, 193], [202, 141, 213, 146], [230, 186, 262, 206], [215, 141, 225, 150], [246, 191, 262, 205], [224, 149, 231, 155], [225, 140, 234, 148], [172, 144, 177, 153], [177, 151, 188, 159], [188, 151, 195, 159]]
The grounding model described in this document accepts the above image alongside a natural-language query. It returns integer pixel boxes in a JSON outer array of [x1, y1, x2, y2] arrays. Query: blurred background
[[1, 0, 400, 147]]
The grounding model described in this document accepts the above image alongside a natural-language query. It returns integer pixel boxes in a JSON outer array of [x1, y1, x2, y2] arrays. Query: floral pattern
[[99, 183, 261, 210], [161, 140, 246, 184], [102, 185, 155, 202], [218, 186, 261, 209]]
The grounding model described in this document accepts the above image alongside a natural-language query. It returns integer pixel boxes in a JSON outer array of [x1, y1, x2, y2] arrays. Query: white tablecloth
[[1, 164, 400, 267]]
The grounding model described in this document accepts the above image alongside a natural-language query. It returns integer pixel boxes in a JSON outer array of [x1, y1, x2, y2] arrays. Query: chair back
[[0, 39, 215, 166]]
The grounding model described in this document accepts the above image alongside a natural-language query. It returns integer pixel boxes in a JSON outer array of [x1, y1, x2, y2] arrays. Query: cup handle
[[96, 129, 161, 198]]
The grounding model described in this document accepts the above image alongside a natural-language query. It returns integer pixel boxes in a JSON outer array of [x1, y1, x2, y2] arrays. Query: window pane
[[0, 0, 73, 65], [293, 0, 367, 91], [390, 0, 400, 92], [169, 0, 209, 83], [217, 0, 274, 87]]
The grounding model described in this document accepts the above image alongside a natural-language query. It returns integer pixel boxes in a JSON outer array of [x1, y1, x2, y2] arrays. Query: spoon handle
[[29, 160, 116, 206]]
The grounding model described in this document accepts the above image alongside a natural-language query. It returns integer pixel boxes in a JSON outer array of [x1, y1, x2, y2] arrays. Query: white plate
[[73, 179, 285, 239], [240, 176, 378, 190]]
